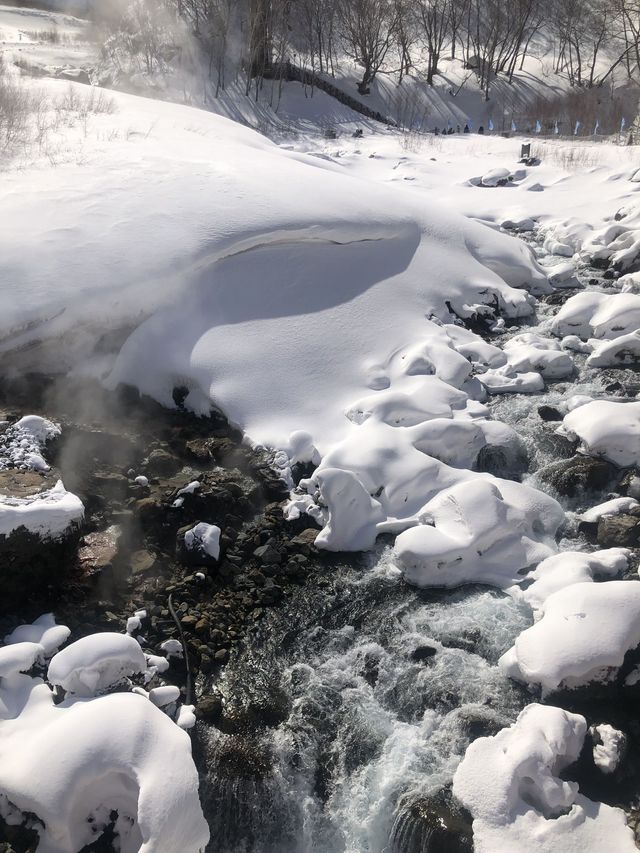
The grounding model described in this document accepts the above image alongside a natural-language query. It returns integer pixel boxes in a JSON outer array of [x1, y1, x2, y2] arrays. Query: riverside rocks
[[537, 455, 617, 498], [0, 375, 330, 717]]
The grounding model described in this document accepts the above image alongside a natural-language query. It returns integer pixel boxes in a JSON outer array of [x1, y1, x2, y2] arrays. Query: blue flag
[[511, 119, 517, 132], [621, 116, 626, 132], [535, 120, 541, 133], [594, 119, 600, 134], [488, 118, 494, 131], [554, 120, 559, 135], [574, 120, 581, 135]]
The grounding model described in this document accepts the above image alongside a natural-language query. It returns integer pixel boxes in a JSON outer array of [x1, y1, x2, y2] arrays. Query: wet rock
[[253, 542, 282, 564], [196, 692, 223, 723], [410, 645, 438, 663], [130, 549, 156, 575], [146, 448, 181, 477], [77, 525, 121, 575], [389, 788, 473, 853], [597, 509, 640, 547], [537, 455, 617, 497], [214, 648, 229, 663], [91, 471, 129, 501], [181, 614, 198, 629], [538, 404, 563, 422]]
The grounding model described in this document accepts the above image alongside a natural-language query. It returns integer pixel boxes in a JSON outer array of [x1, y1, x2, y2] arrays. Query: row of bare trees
[[94, 0, 640, 102]]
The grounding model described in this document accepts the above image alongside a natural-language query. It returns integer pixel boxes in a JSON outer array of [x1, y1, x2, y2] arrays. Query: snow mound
[[591, 723, 626, 774], [47, 632, 147, 696], [453, 703, 636, 852], [501, 580, 640, 691], [394, 478, 563, 589], [4, 613, 70, 656], [0, 415, 60, 472], [0, 616, 208, 852], [587, 330, 640, 367], [552, 291, 640, 342], [0, 479, 84, 539], [558, 400, 640, 467], [502, 332, 574, 379], [510, 548, 630, 615]]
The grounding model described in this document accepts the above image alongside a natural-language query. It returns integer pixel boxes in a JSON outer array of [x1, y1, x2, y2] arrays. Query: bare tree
[[337, 0, 400, 94], [414, 0, 451, 84]]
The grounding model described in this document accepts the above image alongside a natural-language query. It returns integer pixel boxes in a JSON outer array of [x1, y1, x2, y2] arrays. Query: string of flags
[[433, 116, 628, 135]]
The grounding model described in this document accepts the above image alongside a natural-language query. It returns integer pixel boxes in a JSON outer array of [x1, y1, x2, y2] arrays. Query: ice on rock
[[47, 632, 147, 696], [4, 613, 70, 656], [591, 723, 626, 774], [551, 291, 609, 340], [478, 369, 545, 394], [558, 400, 640, 467], [547, 260, 579, 288], [149, 685, 181, 708], [394, 478, 563, 589], [453, 704, 637, 853], [184, 522, 221, 561], [0, 479, 84, 539], [501, 580, 640, 691]]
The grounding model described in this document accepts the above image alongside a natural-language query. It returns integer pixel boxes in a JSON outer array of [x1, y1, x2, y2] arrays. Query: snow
[[453, 703, 637, 852], [501, 581, 640, 692], [135, 475, 149, 487], [0, 415, 60, 472], [184, 522, 221, 561], [558, 401, 640, 467], [591, 724, 626, 774], [579, 498, 639, 523], [4, 613, 70, 656], [394, 478, 563, 589], [160, 639, 183, 659], [510, 548, 630, 616], [0, 479, 84, 539], [0, 615, 208, 852], [47, 632, 147, 696]]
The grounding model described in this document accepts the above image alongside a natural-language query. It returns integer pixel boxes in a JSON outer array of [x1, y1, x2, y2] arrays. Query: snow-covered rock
[[4, 613, 70, 656], [0, 415, 60, 473], [0, 479, 84, 540], [591, 724, 626, 774], [500, 580, 640, 691], [503, 332, 574, 379], [558, 400, 640, 467], [183, 522, 221, 561], [394, 478, 563, 589], [453, 703, 636, 852], [587, 330, 640, 367], [480, 167, 512, 187], [47, 632, 147, 696]]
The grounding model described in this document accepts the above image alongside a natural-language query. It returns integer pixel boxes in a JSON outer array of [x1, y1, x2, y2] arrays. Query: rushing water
[[198, 234, 637, 853]]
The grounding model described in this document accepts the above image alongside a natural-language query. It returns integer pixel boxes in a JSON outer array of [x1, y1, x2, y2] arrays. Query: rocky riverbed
[[3, 230, 640, 853]]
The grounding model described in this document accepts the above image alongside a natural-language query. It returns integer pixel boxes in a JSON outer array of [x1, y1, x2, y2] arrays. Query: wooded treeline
[[95, 0, 640, 100]]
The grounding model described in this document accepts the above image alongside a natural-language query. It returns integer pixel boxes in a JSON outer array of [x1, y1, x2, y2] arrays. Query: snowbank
[[453, 703, 636, 852], [0, 479, 84, 539]]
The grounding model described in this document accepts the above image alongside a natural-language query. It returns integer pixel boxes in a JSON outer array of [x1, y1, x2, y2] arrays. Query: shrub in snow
[[452, 704, 637, 852], [47, 632, 147, 696]]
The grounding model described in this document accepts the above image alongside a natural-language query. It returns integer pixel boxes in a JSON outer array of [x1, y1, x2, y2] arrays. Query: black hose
[[167, 592, 193, 706]]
